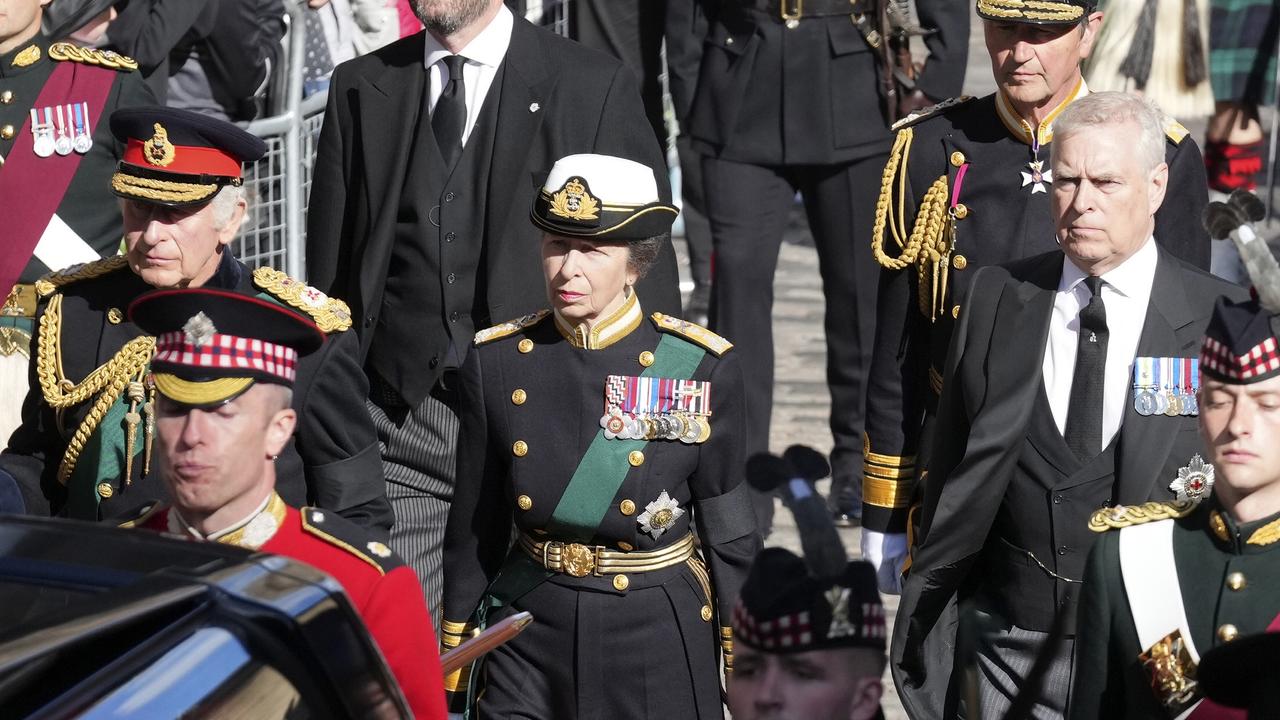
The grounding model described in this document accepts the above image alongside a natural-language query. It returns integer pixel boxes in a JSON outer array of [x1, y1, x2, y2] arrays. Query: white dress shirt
[[1042, 238, 1158, 453], [422, 4, 514, 146]]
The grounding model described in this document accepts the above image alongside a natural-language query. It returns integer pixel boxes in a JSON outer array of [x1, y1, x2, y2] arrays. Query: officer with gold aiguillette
[[441, 154, 760, 718], [0, 0, 154, 441], [0, 106, 390, 536]]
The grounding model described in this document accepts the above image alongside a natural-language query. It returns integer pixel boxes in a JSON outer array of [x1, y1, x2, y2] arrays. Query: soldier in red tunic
[[120, 287, 446, 719]]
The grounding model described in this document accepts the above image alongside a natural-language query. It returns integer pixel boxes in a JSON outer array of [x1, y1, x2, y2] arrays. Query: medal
[[1169, 454, 1214, 503], [602, 374, 713, 442], [72, 102, 92, 154], [30, 108, 55, 157], [1134, 357, 1157, 416], [1163, 359, 1182, 416], [1019, 136, 1052, 194], [53, 103, 72, 156]]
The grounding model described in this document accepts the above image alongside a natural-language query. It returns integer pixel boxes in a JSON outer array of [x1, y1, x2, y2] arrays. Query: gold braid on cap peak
[[871, 128, 955, 322], [111, 173, 220, 204]]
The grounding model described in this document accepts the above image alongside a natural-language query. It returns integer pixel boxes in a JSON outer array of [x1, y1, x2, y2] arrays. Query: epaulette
[[1165, 119, 1189, 145], [253, 266, 352, 333], [300, 507, 403, 575], [1088, 500, 1197, 533], [473, 309, 551, 346], [117, 502, 163, 529], [48, 42, 138, 72], [34, 255, 129, 298], [891, 95, 974, 132], [651, 312, 733, 357]]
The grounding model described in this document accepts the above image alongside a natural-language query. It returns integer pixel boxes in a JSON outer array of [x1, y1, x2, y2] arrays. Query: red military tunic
[[124, 493, 446, 719]]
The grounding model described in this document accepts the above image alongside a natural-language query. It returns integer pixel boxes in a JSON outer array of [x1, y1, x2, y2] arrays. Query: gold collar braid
[[37, 293, 157, 485]]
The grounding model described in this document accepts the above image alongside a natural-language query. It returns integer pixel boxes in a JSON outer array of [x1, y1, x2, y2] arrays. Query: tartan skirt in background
[[1210, 0, 1280, 104]]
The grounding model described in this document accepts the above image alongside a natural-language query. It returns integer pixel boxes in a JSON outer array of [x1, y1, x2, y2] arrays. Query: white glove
[[448, 713, 466, 720], [860, 530, 908, 595]]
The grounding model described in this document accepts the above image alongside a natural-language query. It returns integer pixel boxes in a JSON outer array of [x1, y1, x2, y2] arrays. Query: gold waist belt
[[520, 532, 695, 578]]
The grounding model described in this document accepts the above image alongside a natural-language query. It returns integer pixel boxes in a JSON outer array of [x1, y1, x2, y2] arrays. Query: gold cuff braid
[[864, 477, 916, 509]]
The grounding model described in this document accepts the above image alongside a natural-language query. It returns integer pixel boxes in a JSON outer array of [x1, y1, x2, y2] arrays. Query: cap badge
[[549, 177, 600, 221], [183, 312, 217, 347], [638, 490, 684, 540], [1169, 454, 1214, 503], [145, 122, 175, 167], [825, 587, 857, 639], [12, 45, 40, 68]]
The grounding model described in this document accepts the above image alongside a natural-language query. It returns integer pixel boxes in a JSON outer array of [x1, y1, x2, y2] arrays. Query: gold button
[[512, 440, 528, 457], [638, 350, 655, 367], [518, 338, 534, 354], [951, 255, 968, 270], [617, 541, 633, 551], [0, 125, 13, 140], [627, 450, 644, 467], [952, 203, 969, 220], [952, 304, 961, 319], [517, 494, 532, 510], [613, 574, 630, 591], [0, 90, 12, 104], [701, 605, 713, 622], [1218, 624, 1239, 643], [620, 499, 636, 516], [1226, 572, 1247, 591], [107, 308, 123, 324], [511, 388, 527, 405], [97, 482, 114, 499], [950, 151, 966, 167]]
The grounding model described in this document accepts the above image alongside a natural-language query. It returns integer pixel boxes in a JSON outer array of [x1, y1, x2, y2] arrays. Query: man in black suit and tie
[[891, 92, 1247, 719], [305, 0, 681, 624]]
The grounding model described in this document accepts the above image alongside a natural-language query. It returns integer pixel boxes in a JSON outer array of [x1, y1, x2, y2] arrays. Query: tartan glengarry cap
[[1200, 296, 1280, 384], [976, 0, 1096, 25], [531, 153, 678, 241], [732, 548, 886, 654], [128, 288, 324, 407], [109, 106, 267, 207]]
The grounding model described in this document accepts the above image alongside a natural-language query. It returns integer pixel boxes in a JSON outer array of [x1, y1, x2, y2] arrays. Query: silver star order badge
[[637, 490, 685, 540], [1020, 160, 1052, 194], [183, 312, 217, 346], [1170, 454, 1215, 503]]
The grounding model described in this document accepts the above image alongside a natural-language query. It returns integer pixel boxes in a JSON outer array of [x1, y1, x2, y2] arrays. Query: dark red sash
[[1188, 613, 1280, 719], [0, 61, 115, 298]]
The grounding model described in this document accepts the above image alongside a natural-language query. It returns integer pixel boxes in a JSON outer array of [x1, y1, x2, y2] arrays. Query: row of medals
[[1134, 387, 1198, 417], [29, 103, 93, 158], [600, 410, 711, 444]]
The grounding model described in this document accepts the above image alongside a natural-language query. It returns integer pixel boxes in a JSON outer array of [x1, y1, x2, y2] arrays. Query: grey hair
[[627, 233, 667, 280], [209, 184, 246, 231], [1051, 91, 1168, 172]]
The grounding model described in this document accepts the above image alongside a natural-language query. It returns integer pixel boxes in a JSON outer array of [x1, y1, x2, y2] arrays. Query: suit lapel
[[1115, 250, 1196, 504]]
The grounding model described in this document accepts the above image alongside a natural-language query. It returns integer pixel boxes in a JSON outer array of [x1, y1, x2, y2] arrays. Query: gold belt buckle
[[561, 542, 598, 577], [780, 0, 802, 25]]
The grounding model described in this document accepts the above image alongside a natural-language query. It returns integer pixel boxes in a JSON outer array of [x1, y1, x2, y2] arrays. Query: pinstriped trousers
[[969, 623, 1075, 720], [366, 393, 459, 635]]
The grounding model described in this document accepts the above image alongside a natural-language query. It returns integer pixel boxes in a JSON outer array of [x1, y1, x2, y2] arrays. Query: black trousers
[[703, 153, 884, 530]]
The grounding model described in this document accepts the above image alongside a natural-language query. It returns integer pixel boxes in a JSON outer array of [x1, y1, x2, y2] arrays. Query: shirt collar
[[423, 3, 513, 70], [1058, 236, 1158, 300], [555, 289, 643, 350], [168, 492, 287, 550], [996, 78, 1088, 147]]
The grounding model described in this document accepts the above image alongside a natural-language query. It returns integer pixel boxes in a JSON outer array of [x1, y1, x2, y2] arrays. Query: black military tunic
[[441, 294, 760, 718], [0, 253, 392, 533], [1072, 499, 1280, 719], [862, 88, 1214, 533], [0, 35, 154, 285]]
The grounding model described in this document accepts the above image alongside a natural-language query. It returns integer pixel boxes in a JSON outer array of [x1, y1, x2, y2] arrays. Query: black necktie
[[432, 55, 467, 170], [1063, 276, 1109, 460]]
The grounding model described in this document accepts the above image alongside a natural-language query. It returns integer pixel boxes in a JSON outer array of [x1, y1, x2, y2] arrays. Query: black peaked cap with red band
[[129, 288, 324, 407], [732, 547, 886, 654], [1200, 295, 1280, 385], [109, 106, 267, 207]]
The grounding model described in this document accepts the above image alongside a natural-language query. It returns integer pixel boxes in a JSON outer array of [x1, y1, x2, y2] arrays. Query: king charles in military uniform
[[0, 0, 154, 439], [860, 0, 1214, 590], [1071, 273, 1280, 719], [0, 107, 390, 535], [440, 154, 759, 718], [120, 288, 445, 719]]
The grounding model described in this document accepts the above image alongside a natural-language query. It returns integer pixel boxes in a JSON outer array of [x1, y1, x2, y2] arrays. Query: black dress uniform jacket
[[306, 19, 682, 394], [0, 35, 154, 283], [0, 253, 391, 533], [1071, 500, 1280, 719], [441, 298, 760, 718], [891, 249, 1245, 718], [862, 91, 1214, 532]]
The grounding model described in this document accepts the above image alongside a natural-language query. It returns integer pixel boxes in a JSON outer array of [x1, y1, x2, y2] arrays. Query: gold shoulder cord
[[869, 127, 955, 321], [36, 294, 157, 485]]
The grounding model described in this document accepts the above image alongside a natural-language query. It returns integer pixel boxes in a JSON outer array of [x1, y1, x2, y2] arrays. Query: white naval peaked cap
[[531, 153, 678, 240]]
